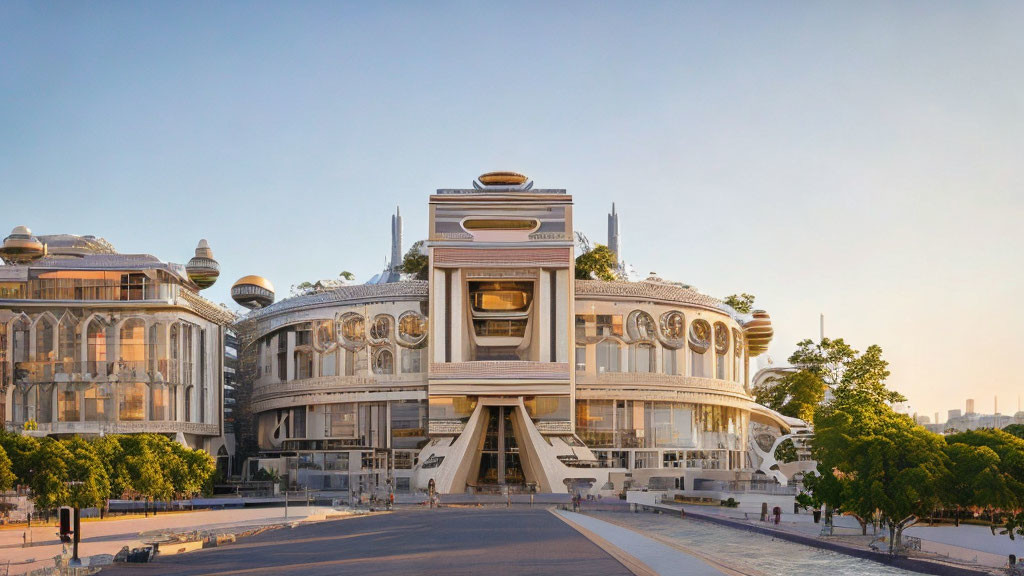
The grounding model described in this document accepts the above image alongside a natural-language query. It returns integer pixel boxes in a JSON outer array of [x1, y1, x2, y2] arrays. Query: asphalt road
[[100, 508, 635, 576]]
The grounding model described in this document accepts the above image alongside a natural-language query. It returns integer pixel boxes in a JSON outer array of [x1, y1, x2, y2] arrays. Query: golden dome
[[233, 275, 275, 292], [0, 225, 47, 265], [478, 171, 528, 186], [743, 310, 774, 357]]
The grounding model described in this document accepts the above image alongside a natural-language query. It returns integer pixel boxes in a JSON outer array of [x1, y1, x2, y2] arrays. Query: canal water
[[590, 511, 922, 576]]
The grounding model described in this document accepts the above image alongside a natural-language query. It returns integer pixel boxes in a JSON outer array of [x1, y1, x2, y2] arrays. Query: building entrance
[[476, 406, 525, 488]]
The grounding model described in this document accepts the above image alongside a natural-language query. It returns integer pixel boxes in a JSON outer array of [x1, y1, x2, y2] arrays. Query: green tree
[[29, 438, 72, 511], [0, 430, 40, 485], [339, 271, 355, 281], [401, 241, 428, 280], [64, 437, 111, 510], [809, 369, 942, 548], [120, 435, 171, 516], [1003, 424, 1024, 440], [753, 370, 827, 424], [92, 435, 132, 499], [941, 443, 1008, 526], [723, 293, 756, 314], [844, 420, 948, 552], [0, 444, 14, 493], [575, 244, 618, 281]]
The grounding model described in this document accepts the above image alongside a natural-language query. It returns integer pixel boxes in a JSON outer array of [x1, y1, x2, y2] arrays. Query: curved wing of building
[[233, 173, 801, 496]]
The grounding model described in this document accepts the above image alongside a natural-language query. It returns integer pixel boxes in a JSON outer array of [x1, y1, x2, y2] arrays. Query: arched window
[[119, 382, 145, 421], [169, 324, 179, 384], [87, 318, 109, 377], [629, 343, 655, 373], [57, 312, 78, 375], [688, 320, 711, 378], [373, 348, 394, 375], [714, 322, 730, 380], [119, 319, 146, 373], [596, 339, 622, 373], [35, 315, 55, 378]]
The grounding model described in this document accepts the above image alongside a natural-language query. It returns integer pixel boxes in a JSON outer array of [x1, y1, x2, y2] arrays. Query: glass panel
[[400, 348, 422, 373], [58, 384, 80, 422], [119, 382, 145, 420], [523, 396, 570, 421], [469, 281, 533, 312], [596, 340, 621, 373]]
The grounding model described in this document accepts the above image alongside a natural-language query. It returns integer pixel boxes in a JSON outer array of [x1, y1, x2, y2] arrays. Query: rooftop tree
[[575, 244, 618, 281]]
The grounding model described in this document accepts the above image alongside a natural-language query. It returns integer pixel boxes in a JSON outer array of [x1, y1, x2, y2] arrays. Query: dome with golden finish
[[743, 310, 774, 357], [478, 171, 529, 186], [0, 225, 47, 265], [232, 275, 275, 309]]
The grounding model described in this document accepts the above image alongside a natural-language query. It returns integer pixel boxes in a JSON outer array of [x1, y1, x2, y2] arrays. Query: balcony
[[429, 361, 570, 381], [12, 360, 177, 385]]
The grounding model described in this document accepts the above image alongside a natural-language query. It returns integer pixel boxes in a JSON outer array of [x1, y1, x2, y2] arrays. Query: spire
[[607, 202, 620, 262], [388, 205, 403, 282]]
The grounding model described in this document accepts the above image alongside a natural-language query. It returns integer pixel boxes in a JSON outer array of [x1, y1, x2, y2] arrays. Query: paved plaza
[[0, 505, 336, 575], [99, 508, 646, 576]]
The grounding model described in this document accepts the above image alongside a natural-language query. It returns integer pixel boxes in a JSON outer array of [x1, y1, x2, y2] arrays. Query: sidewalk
[[554, 509, 728, 576], [0, 505, 337, 575]]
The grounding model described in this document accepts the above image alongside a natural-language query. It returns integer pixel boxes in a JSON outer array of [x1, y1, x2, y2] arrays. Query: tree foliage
[[0, 433, 216, 512], [753, 370, 826, 424], [401, 241, 429, 280], [1003, 424, 1024, 440], [723, 293, 756, 314], [0, 444, 15, 493], [575, 243, 618, 281]]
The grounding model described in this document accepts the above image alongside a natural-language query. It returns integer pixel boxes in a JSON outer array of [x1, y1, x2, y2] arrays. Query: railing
[[8, 419, 219, 436], [693, 479, 799, 495], [576, 372, 749, 397], [12, 360, 177, 384], [252, 374, 427, 401]]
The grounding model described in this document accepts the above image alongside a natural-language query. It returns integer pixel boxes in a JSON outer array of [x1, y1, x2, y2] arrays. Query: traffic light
[[59, 507, 74, 543]]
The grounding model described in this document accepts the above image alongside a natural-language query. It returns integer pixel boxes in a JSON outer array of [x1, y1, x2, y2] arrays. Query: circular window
[[312, 319, 337, 353], [336, 312, 365, 350], [626, 310, 657, 342], [688, 319, 711, 354], [397, 311, 428, 348], [659, 311, 685, 349], [369, 315, 392, 344], [714, 322, 730, 355]]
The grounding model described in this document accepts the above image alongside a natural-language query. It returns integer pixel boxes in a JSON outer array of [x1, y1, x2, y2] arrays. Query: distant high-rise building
[[607, 202, 620, 262], [966, 398, 975, 414], [948, 409, 962, 420], [389, 206, 403, 282], [934, 412, 939, 425]]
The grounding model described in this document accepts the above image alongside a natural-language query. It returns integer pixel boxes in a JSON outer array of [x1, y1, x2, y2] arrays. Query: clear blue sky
[[2, 1, 1022, 420]]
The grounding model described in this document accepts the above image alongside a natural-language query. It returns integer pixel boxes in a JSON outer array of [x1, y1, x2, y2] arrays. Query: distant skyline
[[2, 2, 1021, 419]]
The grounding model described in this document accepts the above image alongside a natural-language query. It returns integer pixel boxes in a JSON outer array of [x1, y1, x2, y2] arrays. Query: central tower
[[421, 172, 576, 493]]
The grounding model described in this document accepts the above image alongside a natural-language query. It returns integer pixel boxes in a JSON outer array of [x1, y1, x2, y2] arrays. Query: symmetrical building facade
[[0, 231, 235, 454], [237, 172, 800, 495]]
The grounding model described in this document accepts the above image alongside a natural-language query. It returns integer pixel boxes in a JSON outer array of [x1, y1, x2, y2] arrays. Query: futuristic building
[[0, 231, 235, 454], [236, 173, 800, 495]]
